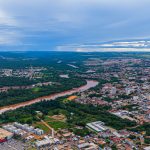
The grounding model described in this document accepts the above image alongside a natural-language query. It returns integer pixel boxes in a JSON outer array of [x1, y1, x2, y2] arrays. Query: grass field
[[35, 114, 68, 131], [47, 121, 68, 130], [32, 87, 41, 93], [34, 122, 50, 133], [44, 116, 55, 122]]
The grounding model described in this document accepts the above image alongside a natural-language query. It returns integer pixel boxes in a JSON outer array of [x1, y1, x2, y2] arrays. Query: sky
[[0, 0, 150, 51]]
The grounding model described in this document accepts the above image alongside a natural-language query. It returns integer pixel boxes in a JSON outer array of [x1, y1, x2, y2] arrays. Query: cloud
[[0, 30, 20, 45], [0, 10, 17, 26], [0, 9, 21, 46], [0, 0, 150, 51]]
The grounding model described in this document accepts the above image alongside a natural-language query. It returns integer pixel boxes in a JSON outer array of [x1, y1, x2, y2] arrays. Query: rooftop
[[0, 128, 13, 139]]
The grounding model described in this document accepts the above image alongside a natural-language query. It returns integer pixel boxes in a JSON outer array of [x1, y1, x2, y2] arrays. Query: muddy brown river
[[0, 80, 98, 114]]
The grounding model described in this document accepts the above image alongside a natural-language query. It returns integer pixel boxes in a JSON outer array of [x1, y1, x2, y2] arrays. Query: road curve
[[0, 80, 98, 114]]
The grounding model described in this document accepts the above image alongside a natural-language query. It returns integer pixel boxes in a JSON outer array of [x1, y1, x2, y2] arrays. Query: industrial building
[[13, 122, 44, 135], [76, 142, 99, 150], [3, 122, 44, 136], [86, 121, 107, 132]]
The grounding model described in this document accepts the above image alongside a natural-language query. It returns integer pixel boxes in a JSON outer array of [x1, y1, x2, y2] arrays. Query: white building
[[86, 121, 107, 132], [76, 142, 98, 150], [125, 87, 133, 95], [110, 87, 117, 95], [35, 139, 53, 150], [143, 146, 150, 150], [34, 128, 44, 135]]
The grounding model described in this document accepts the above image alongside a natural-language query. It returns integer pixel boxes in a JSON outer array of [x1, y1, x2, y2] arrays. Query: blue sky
[[0, 0, 150, 51]]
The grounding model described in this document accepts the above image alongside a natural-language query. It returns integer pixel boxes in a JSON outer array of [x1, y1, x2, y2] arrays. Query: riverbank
[[0, 80, 98, 114]]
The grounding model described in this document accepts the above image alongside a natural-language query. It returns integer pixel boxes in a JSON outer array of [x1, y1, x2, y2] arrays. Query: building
[[146, 94, 150, 100], [125, 88, 133, 95], [0, 128, 13, 143], [35, 139, 53, 150], [34, 128, 44, 135], [76, 142, 99, 150], [3, 124, 27, 136], [143, 146, 150, 150], [110, 87, 117, 95], [14, 122, 44, 135], [3, 122, 44, 136], [86, 121, 107, 132]]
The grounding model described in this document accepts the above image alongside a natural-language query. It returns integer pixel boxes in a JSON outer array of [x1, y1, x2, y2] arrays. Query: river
[[0, 80, 98, 114]]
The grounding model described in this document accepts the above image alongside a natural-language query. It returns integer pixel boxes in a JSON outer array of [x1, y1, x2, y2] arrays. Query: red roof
[[0, 139, 7, 143]]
